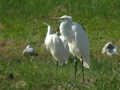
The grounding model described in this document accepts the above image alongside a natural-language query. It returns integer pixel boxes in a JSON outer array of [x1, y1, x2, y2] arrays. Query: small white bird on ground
[[44, 23, 69, 67], [23, 45, 38, 56], [54, 15, 90, 81], [102, 42, 118, 56]]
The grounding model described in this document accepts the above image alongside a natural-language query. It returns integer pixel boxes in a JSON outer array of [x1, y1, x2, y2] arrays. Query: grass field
[[0, 0, 120, 90]]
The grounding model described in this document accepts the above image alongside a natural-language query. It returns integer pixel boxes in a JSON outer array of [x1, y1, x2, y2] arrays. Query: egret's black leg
[[61, 63, 64, 72], [81, 57, 85, 82], [56, 61, 59, 71], [74, 57, 78, 80]]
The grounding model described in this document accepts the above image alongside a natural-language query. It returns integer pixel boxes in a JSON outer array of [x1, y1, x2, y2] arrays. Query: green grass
[[0, 0, 120, 89]]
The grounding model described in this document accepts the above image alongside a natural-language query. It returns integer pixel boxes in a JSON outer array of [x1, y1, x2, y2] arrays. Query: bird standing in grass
[[102, 42, 118, 56], [23, 45, 38, 61], [44, 23, 69, 68], [54, 15, 90, 81]]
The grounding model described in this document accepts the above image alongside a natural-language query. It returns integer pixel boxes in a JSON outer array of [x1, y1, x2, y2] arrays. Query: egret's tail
[[80, 56, 90, 69], [83, 61, 90, 69]]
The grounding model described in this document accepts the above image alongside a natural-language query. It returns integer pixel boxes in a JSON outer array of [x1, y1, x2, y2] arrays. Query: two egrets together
[[44, 15, 90, 82], [23, 15, 119, 82]]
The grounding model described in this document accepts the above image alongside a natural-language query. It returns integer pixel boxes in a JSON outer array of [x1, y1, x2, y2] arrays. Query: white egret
[[102, 42, 118, 56], [54, 15, 90, 81], [44, 23, 69, 67]]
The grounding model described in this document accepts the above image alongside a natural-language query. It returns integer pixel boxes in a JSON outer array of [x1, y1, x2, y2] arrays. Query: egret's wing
[[52, 35, 69, 62], [75, 32, 77, 41], [72, 22, 90, 68]]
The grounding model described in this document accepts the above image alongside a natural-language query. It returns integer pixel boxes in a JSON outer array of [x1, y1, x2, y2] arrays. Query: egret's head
[[60, 15, 72, 22], [53, 15, 72, 22]]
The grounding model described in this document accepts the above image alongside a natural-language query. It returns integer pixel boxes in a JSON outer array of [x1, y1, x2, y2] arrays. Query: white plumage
[[44, 23, 69, 65], [55, 15, 90, 80], [23, 45, 37, 56], [58, 15, 90, 68], [102, 42, 118, 56], [60, 35, 69, 57]]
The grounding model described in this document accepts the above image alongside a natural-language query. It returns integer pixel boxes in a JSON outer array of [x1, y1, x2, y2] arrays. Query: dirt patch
[[0, 40, 25, 60], [0, 24, 5, 30], [11, 80, 26, 88]]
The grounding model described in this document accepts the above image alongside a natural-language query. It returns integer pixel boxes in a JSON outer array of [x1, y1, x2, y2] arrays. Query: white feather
[[23, 45, 36, 56], [44, 23, 69, 65], [59, 15, 90, 68], [102, 42, 118, 56]]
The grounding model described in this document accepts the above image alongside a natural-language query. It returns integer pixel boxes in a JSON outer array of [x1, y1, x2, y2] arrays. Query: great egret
[[44, 23, 69, 67], [102, 42, 118, 56], [23, 45, 38, 56], [54, 15, 90, 81]]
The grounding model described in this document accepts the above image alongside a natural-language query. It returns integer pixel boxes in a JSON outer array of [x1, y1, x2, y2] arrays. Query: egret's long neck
[[47, 25, 52, 36], [60, 21, 72, 30], [60, 21, 74, 42]]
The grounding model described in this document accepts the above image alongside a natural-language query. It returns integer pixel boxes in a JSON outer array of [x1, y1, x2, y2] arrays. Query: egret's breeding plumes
[[102, 42, 118, 56], [23, 45, 38, 56], [54, 15, 90, 81], [44, 23, 69, 67]]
